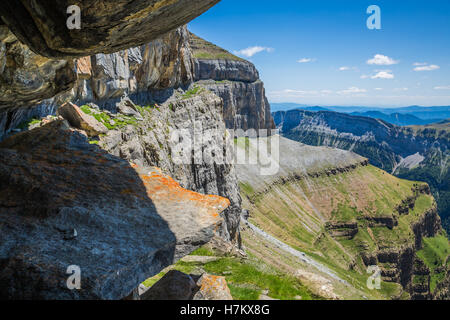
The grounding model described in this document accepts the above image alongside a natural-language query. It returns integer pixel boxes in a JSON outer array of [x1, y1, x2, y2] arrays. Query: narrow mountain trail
[[242, 218, 349, 285]]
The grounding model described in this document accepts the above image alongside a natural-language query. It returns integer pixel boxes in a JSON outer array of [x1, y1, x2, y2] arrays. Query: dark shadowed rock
[[141, 270, 197, 300], [0, 0, 220, 58], [140, 270, 233, 300], [0, 120, 228, 299]]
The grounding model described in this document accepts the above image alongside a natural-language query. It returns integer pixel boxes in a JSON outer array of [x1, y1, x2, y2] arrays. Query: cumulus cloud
[[337, 87, 367, 95], [413, 64, 440, 71], [434, 85, 450, 90], [371, 70, 395, 79], [367, 54, 399, 65], [413, 62, 428, 66], [297, 58, 316, 63], [234, 46, 274, 57]]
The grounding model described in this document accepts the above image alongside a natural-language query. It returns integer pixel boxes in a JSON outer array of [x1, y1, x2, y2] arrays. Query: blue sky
[[189, 0, 450, 107]]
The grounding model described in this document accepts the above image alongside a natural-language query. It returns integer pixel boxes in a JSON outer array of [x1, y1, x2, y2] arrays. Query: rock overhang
[[0, 0, 221, 58]]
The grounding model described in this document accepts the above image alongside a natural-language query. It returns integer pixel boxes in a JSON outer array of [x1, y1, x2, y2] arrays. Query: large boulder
[[0, 120, 229, 299], [140, 270, 197, 300], [140, 270, 233, 300], [192, 274, 233, 300], [0, 0, 220, 58], [56, 102, 108, 136]]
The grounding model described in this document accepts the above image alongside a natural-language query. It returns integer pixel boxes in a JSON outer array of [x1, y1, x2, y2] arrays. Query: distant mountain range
[[273, 108, 450, 234], [349, 111, 442, 126], [270, 103, 450, 126]]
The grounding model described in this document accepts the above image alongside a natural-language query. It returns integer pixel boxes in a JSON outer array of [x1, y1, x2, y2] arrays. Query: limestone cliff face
[[274, 108, 450, 237], [190, 33, 275, 132], [95, 89, 242, 243], [60, 25, 195, 107], [0, 25, 193, 139]]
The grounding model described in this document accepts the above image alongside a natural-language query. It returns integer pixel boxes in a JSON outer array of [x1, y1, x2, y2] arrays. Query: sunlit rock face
[[0, 0, 220, 58], [189, 33, 275, 131], [73, 25, 195, 103]]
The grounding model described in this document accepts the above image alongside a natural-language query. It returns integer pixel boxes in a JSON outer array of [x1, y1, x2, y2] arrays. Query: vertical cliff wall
[[190, 33, 275, 131]]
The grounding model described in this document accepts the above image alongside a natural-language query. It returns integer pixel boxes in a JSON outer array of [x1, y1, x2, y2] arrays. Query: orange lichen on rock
[[194, 274, 233, 300], [136, 166, 229, 222]]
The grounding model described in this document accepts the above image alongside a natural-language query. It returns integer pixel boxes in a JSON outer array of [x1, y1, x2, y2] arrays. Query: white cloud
[[393, 87, 409, 92], [360, 74, 369, 79], [269, 88, 333, 98], [297, 58, 316, 63], [413, 62, 428, 66], [283, 89, 319, 95], [367, 54, 399, 65], [337, 87, 367, 95], [374, 88, 383, 91], [413, 64, 440, 71], [371, 70, 395, 79], [434, 85, 450, 90], [339, 66, 357, 71], [234, 46, 274, 57]]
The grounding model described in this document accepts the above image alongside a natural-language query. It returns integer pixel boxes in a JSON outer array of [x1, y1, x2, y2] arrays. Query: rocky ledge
[[0, 120, 229, 299]]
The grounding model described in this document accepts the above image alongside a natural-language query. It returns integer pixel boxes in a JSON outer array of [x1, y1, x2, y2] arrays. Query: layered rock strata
[[190, 33, 275, 131]]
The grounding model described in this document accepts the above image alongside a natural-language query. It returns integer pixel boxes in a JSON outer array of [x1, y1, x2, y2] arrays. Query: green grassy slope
[[235, 136, 449, 299]]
